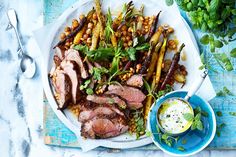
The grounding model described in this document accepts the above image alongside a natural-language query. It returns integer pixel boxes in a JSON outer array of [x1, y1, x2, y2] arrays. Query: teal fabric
[[43, 0, 236, 149]]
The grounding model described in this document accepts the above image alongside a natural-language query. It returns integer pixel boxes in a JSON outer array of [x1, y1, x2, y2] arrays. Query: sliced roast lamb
[[61, 60, 81, 104], [81, 115, 128, 139], [52, 69, 72, 109], [65, 49, 88, 79], [86, 95, 127, 109], [126, 74, 143, 88], [78, 104, 124, 122], [106, 85, 146, 102]]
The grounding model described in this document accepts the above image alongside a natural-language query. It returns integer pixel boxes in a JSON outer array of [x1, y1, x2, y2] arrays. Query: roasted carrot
[[155, 36, 168, 88], [139, 26, 163, 74], [149, 26, 164, 46], [160, 43, 185, 90], [144, 76, 156, 122], [90, 22, 101, 50], [146, 11, 161, 42], [94, 0, 105, 42], [145, 42, 162, 81]]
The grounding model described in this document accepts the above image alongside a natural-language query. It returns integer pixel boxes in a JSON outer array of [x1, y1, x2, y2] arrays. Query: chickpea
[[87, 22, 93, 29], [79, 14, 85, 20], [86, 28, 92, 35], [126, 36, 131, 41], [143, 22, 148, 26], [92, 13, 98, 20], [167, 27, 174, 34], [87, 37, 92, 44], [122, 30, 127, 36], [72, 19, 79, 28], [128, 27, 133, 33], [115, 32, 120, 37], [65, 31, 70, 36], [145, 29, 149, 33], [121, 25, 127, 31], [60, 33, 66, 40], [144, 25, 148, 29], [64, 26, 71, 32], [168, 40, 177, 50], [83, 34, 88, 40], [121, 36, 126, 42], [128, 40, 133, 46], [136, 64, 142, 73], [123, 42, 128, 47]]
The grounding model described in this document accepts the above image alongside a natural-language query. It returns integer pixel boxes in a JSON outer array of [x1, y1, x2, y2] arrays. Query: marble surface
[[0, 0, 235, 157]]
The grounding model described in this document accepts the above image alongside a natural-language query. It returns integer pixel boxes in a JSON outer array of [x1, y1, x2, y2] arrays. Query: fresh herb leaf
[[73, 44, 89, 52], [230, 48, 236, 58], [216, 111, 223, 117], [183, 113, 194, 121], [165, 0, 174, 6], [214, 40, 224, 48], [229, 112, 236, 116], [216, 123, 226, 137], [86, 47, 114, 61], [86, 88, 94, 95], [135, 43, 150, 51], [90, 67, 109, 80], [145, 130, 152, 137], [196, 120, 203, 130], [181, 138, 187, 145], [177, 146, 185, 151], [105, 8, 114, 44], [200, 34, 209, 45], [154, 84, 173, 99], [126, 47, 136, 61], [214, 53, 234, 71], [217, 86, 234, 96], [134, 111, 145, 139], [80, 80, 91, 90], [201, 111, 209, 117]]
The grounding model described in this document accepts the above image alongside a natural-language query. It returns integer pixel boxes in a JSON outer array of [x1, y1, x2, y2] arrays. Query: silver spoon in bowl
[[7, 9, 36, 78]]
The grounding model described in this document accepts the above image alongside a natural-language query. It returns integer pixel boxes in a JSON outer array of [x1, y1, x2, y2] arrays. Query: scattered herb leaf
[[183, 113, 194, 121], [229, 112, 236, 116], [177, 146, 185, 151], [216, 111, 223, 117]]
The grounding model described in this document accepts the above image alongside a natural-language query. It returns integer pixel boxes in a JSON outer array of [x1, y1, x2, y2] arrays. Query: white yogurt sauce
[[158, 98, 193, 134]]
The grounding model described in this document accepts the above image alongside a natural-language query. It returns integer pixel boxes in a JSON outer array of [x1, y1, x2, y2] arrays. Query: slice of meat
[[61, 60, 80, 104], [126, 74, 143, 87], [55, 46, 64, 60], [81, 116, 128, 139], [52, 69, 72, 109], [65, 49, 88, 79], [105, 85, 146, 103], [86, 95, 126, 109], [78, 105, 124, 122], [127, 101, 143, 109]]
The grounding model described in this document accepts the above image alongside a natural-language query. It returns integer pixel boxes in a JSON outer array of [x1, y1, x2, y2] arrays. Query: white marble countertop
[[0, 0, 236, 157]]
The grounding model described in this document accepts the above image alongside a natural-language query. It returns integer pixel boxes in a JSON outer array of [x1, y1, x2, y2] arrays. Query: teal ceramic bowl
[[148, 91, 216, 156]]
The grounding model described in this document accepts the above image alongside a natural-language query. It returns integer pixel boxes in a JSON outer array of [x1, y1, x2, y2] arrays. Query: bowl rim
[[156, 97, 194, 136], [147, 90, 216, 156]]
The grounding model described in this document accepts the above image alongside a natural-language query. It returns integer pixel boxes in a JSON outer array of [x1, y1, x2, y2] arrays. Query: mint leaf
[[177, 146, 185, 151], [196, 120, 203, 130], [230, 48, 236, 58], [86, 88, 94, 95], [183, 113, 194, 121], [200, 34, 209, 45], [181, 138, 187, 145], [165, 0, 174, 6], [229, 112, 236, 116], [214, 40, 223, 48], [216, 111, 223, 117]]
